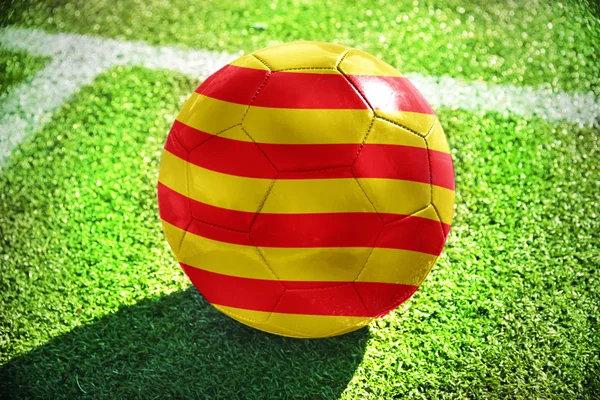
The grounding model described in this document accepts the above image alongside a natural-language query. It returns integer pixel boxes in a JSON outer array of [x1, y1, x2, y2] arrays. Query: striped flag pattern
[[158, 42, 455, 338]]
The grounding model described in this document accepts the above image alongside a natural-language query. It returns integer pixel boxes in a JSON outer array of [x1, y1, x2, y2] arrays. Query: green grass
[[0, 64, 598, 398], [0, 48, 49, 95], [3, 0, 600, 95], [1, 0, 600, 398]]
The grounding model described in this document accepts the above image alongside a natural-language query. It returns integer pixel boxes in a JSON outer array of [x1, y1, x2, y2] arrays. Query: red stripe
[[181, 263, 419, 317], [195, 65, 434, 113], [195, 64, 269, 106], [166, 120, 455, 190], [158, 183, 449, 255]]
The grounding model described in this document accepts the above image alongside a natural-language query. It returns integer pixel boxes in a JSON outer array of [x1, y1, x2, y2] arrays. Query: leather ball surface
[[158, 41, 455, 338]]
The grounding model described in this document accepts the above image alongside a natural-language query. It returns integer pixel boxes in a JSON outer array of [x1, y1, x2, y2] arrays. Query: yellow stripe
[[338, 49, 403, 77], [252, 41, 350, 71], [229, 54, 270, 71], [177, 94, 442, 149], [426, 117, 451, 154], [163, 220, 437, 285], [367, 117, 450, 154], [231, 45, 404, 77], [177, 93, 247, 135], [159, 150, 453, 224], [213, 304, 373, 338], [376, 109, 437, 137]]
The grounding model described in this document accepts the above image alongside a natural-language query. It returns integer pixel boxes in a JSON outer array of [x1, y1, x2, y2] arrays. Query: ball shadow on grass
[[0, 287, 370, 399]]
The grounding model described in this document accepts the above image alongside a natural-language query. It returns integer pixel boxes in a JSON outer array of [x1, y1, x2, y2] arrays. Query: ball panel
[[428, 148, 456, 191], [338, 49, 403, 77], [353, 281, 419, 317], [214, 304, 373, 338], [177, 92, 247, 135], [160, 219, 189, 256], [253, 70, 369, 109], [181, 263, 285, 317], [362, 117, 428, 147], [356, 248, 438, 286], [185, 155, 275, 214], [250, 211, 383, 249], [354, 177, 431, 220], [273, 284, 369, 316], [257, 141, 360, 172], [353, 139, 431, 185], [345, 74, 435, 115], [377, 209, 448, 256], [187, 125, 277, 182], [425, 118, 451, 153], [258, 247, 373, 282], [252, 41, 350, 71], [375, 110, 437, 137], [243, 107, 374, 145], [194, 64, 269, 106], [431, 185, 455, 227], [259, 177, 377, 214], [167, 220, 278, 281]]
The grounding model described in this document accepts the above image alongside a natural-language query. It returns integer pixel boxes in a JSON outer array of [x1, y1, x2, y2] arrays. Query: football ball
[[157, 41, 455, 338]]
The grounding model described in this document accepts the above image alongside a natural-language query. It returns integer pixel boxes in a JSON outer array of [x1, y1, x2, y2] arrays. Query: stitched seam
[[278, 165, 350, 173], [423, 118, 447, 236], [352, 226, 384, 285], [264, 289, 286, 323], [276, 67, 337, 72], [376, 115, 427, 138], [250, 54, 273, 71], [189, 217, 248, 234], [176, 219, 193, 253], [249, 234, 280, 281], [351, 116, 376, 167], [335, 49, 352, 69], [241, 74, 271, 123], [185, 123, 242, 152]]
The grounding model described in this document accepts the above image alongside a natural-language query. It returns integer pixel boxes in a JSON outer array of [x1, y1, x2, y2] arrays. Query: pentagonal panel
[[253, 41, 350, 71]]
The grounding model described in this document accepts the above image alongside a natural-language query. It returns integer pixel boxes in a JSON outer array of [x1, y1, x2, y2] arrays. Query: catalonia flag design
[[157, 42, 455, 338]]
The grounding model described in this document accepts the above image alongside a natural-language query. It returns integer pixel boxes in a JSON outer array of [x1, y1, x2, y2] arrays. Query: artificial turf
[[0, 63, 598, 398], [3, 0, 600, 95], [1, 0, 600, 398], [0, 48, 48, 95]]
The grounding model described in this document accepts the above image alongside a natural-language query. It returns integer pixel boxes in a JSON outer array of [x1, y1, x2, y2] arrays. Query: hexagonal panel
[[251, 176, 382, 283]]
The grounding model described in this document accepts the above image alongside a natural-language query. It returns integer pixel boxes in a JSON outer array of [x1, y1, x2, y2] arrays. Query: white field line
[[0, 26, 599, 167]]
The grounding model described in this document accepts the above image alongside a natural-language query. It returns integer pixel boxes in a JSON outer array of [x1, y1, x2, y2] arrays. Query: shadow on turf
[[0, 287, 369, 399]]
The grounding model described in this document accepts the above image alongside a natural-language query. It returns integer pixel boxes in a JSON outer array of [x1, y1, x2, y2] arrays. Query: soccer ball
[[157, 42, 455, 338]]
